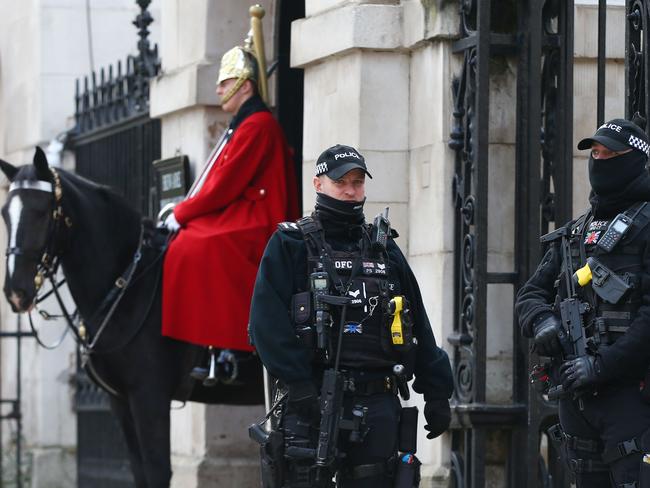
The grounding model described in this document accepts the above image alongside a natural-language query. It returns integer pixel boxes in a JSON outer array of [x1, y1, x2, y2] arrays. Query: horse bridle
[[6, 170, 72, 282], [6, 169, 152, 398]]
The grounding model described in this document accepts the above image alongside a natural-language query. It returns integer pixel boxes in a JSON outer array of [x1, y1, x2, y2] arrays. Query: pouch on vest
[[574, 257, 632, 304], [398, 406, 418, 453], [292, 291, 314, 349], [394, 454, 421, 488]]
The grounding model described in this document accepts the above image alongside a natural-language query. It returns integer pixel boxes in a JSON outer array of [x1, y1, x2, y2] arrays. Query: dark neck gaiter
[[589, 150, 647, 196], [314, 192, 366, 226]]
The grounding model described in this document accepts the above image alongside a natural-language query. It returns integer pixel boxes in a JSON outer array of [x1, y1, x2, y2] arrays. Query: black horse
[[0, 147, 264, 487]]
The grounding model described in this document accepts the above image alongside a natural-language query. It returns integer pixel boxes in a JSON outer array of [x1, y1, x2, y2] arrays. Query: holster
[[260, 430, 286, 488]]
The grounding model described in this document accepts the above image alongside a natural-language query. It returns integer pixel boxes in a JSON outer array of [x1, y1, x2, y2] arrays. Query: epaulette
[[277, 221, 301, 233]]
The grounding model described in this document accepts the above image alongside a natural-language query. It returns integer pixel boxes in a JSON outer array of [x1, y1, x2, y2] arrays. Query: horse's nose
[[8, 288, 31, 312]]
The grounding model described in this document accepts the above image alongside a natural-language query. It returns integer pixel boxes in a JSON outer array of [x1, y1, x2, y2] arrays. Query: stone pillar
[[149, 1, 277, 486]]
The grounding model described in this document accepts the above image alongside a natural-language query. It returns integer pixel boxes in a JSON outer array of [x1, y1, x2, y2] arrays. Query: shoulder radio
[[597, 213, 633, 253]]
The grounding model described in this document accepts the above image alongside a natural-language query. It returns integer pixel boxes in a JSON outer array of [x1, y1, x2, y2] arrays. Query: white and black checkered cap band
[[628, 134, 650, 156], [315, 161, 329, 176], [9, 181, 53, 193]]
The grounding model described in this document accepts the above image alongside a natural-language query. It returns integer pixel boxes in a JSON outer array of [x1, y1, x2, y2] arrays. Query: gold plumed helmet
[[217, 46, 259, 104]]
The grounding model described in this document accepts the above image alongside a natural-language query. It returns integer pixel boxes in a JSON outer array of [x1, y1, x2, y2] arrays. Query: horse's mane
[[12, 165, 142, 222]]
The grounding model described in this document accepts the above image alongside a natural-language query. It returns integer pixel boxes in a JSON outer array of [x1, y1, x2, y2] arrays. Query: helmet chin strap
[[220, 77, 246, 105]]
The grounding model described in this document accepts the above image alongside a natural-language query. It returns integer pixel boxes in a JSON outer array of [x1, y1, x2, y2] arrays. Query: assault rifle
[[283, 293, 368, 486], [313, 293, 352, 484], [539, 227, 589, 400]]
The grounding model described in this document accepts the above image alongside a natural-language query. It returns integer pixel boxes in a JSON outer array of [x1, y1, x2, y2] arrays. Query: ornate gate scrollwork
[[448, 0, 574, 486], [627, 0, 650, 120]]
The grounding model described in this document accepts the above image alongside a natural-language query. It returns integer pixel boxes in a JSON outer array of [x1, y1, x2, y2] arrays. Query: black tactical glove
[[532, 314, 563, 357], [559, 355, 601, 392], [424, 399, 451, 439], [286, 381, 320, 422]]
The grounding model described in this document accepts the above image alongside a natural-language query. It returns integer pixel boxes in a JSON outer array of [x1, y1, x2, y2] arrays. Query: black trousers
[[559, 384, 650, 487]]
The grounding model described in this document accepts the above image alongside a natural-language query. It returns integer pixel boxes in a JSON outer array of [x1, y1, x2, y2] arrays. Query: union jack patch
[[584, 231, 601, 245], [343, 322, 363, 334]]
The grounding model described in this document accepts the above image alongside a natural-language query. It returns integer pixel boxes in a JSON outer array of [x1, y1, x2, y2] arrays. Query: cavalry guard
[[161, 7, 299, 384]]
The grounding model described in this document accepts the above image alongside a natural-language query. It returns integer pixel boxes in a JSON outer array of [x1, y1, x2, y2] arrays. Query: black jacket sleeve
[[514, 242, 562, 337], [388, 241, 454, 402], [597, 237, 650, 378], [249, 231, 313, 386]]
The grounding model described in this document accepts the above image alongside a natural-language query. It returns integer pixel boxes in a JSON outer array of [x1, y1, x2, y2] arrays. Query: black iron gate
[[68, 1, 160, 486], [448, 0, 650, 486], [0, 316, 34, 488]]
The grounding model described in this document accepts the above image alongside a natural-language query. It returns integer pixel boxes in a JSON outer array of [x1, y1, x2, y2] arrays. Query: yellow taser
[[574, 262, 593, 287], [389, 296, 404, 345]]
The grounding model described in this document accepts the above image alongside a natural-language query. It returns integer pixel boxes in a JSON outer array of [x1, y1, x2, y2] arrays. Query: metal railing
[[0, 317, 35, 488]]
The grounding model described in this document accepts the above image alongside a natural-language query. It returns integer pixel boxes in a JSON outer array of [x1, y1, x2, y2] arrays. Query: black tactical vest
[[294, 215, 402, 369], [558, 203, 650, 348]]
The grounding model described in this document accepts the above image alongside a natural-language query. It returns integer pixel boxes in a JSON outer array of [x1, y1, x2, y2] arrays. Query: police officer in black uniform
[[516, 118, 650, 487], [248, 144, 454, 487]]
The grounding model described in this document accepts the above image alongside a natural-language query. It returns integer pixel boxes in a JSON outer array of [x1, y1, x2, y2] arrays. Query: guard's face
[[590, 142, 632, 160], [216, 78, 253, 114], [313, 169, 366, 202]]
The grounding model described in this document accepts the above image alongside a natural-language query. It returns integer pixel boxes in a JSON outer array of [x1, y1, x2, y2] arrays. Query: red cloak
[[161, 110, 299, 350]]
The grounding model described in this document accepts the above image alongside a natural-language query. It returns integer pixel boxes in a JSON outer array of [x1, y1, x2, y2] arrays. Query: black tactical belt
[[344, 375, 398, 396]]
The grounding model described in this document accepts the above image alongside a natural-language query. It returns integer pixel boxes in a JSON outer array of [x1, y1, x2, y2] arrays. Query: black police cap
[[315, 144, 373, 180], [577, 118, 650, 156]]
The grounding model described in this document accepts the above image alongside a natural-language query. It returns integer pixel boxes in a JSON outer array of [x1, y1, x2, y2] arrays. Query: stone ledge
[[291, 4, 402, 68], [150, 61, 219, 118]]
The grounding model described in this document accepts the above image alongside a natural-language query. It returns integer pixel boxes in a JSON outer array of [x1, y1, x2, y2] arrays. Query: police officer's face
[[590, 142, 632, 160], [313, 169, 366, 202]]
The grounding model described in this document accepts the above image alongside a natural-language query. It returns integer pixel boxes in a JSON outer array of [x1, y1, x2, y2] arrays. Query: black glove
[[559, 355, 601, 392], [286, 381, 320, 422], [532, 314, 563, 357], [424, 399, 451, 439]]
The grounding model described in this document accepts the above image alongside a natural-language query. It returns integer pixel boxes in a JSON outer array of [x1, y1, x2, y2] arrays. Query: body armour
[[290, 215, 413, 369], [557, 203, 650, 349]]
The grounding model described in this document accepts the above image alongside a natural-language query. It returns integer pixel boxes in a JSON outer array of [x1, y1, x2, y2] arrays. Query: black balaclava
[[314, 192, 365, 225], [589, 150, 647, 195]]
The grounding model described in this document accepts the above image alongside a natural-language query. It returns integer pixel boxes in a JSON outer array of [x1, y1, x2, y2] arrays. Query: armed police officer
[[516, 118, 650, 487], [248, 145, 454, 487]]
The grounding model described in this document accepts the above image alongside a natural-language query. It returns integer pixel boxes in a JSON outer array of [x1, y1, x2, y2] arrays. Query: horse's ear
[[0, 159, 18, 182], [33, 146, 50, 180]]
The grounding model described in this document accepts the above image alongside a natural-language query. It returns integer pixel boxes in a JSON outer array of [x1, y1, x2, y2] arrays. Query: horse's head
[[0, 147, 59, 312]]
